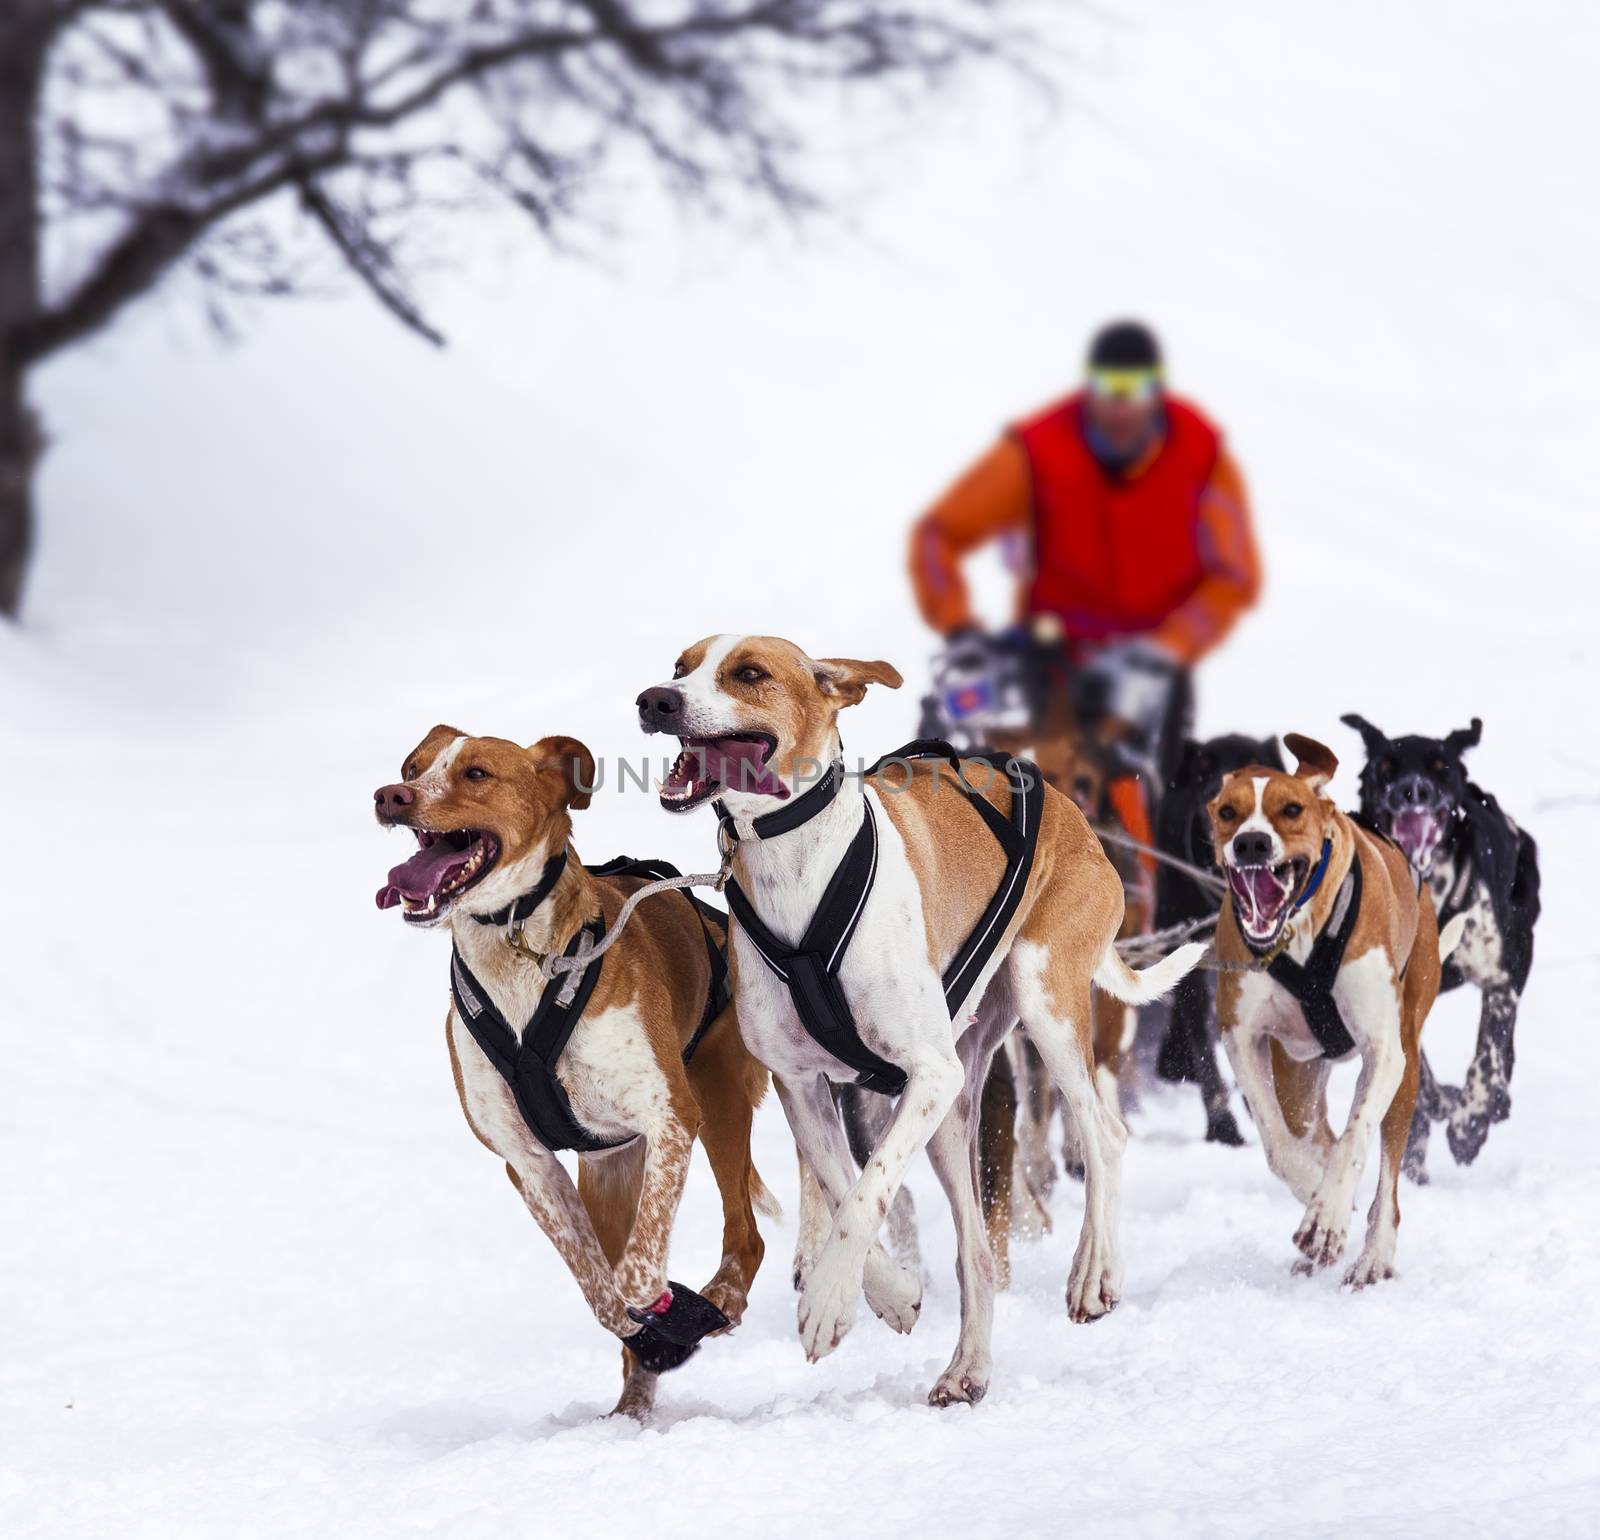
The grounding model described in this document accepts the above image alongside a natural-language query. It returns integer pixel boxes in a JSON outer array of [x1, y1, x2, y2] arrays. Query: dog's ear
[[1445, 717, 1483, 756], [1284, 732, 1338, 793], [528, 735, 597, 811], [814, 657, 904, 707], [1260, 735, 1286, 771], [1339, 713, 1390, 758]]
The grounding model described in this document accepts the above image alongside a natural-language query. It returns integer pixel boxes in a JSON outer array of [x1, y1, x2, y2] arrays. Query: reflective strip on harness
[[724, 741, 1045, 1096]]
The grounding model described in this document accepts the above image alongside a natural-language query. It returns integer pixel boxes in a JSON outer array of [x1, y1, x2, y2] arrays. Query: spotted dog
[[1341, 714, 1540, 1175], [638, 635, 1204, 1405], [1153, 734, 1285, 1145], [374, 727, 773, 1419], [1209, 734, 1466, 1285]]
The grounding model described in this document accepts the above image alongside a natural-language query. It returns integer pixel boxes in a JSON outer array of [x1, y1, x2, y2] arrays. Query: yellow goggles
[[1087, 366, 1163, 403]]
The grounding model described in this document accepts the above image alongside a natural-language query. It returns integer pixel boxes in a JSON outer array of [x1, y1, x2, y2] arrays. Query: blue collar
[[1292, 839, 1334, 912]]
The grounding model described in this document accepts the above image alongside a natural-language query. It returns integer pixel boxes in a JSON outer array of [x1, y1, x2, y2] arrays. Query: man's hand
[[1078, 638, 1179, 747]]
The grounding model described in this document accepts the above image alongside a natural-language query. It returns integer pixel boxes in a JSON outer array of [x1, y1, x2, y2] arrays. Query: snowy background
[[5, 0, 1600, 1535]]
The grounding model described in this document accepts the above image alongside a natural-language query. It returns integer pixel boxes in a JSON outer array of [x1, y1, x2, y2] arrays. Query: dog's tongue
[[675, 738, 786, 799], [375, 842, 470, 909], [1234, 866, 1286, 910], [1390, 809, 1441, 867], [1229, 864, 1290, 933]]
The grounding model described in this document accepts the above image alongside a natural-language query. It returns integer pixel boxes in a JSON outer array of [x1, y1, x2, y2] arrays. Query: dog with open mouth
[[1208, 734, 1466, 1286], [638, 634, 1205, 1406], [374, 726, 775, 1419], [1341, 714, 1541, 1174], [1152, 733, 1286, 1146]]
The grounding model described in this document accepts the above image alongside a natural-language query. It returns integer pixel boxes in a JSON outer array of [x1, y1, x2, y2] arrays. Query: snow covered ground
[[5, 1, 1600, 1535]]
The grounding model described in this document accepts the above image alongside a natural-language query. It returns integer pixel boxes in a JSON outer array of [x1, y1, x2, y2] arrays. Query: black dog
[[1341, 714, 1540, 1174], [1154, 733, 1286, 1144]]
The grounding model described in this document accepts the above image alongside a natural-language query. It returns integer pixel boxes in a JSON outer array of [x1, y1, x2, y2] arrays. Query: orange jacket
[[909, 398, 1261, 665]]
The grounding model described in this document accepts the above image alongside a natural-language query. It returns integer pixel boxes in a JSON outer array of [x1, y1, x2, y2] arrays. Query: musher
[[908, 319, 1262, 813]]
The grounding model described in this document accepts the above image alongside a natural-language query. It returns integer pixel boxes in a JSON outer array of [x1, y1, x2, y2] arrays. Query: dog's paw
[[862, 1245, 922, 1335], [1066, 1232, 1121, 1323], [1293, 1199, 1349, 1269], [797, 1249, 863, 1362], [1342, 1248, 1396, 1290], [1206, 1110, 1246, 1147], [1445, 1109, 1489, 1166], [701, 1278, 749, 1332], [928, 1356, 991, 1408]]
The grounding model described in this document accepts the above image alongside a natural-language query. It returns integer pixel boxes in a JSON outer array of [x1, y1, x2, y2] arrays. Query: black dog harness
[[1263, 838, 1362, 1059], [450, 855, 730, 1154], [718, 739, 1045, 1095]]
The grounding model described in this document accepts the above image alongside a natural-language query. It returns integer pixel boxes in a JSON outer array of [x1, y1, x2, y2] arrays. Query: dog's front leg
[[786, 1049, 962, 1362], [1223, 1029, 1325, 1205], [1447, 983, 1517, 1165], [504, 1147, 637, 1338], [1294, 958, 1404, 1269], [611, 1122, 697, 1313], [773, 1072, 924, 1350]]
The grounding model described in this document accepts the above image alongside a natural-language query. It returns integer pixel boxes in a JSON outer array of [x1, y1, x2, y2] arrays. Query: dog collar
[[715, 759, 845, 843], [471, 846, 568, 929], [1292, 839, 1334, 912]]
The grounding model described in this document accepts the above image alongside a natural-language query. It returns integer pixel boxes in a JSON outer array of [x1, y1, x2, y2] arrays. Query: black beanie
[[1087, 321, 1162, 372]]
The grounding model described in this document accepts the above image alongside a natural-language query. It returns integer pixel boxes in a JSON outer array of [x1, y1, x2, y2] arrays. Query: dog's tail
[[750, 1164, 783, 1222], [1438, 913, 1469, 966], [1094, 940, 1208, 1006]]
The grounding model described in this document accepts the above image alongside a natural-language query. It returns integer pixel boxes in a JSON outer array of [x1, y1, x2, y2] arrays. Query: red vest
[[1015, 392, 1221, 641]]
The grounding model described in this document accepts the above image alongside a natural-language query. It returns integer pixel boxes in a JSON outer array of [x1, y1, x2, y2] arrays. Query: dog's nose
[[1231, 831, 1274, 865], [1393, 774, 1435, 808], [374, 783, 415, 815], [636, 686, 684, 733]]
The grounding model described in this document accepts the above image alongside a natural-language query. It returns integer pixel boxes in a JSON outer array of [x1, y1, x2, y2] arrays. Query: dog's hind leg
[[1402, 1050, 1450, 1184], [1013, 1034, 1059, 1207], [772, 1072, 924, 1347], [1008, 936, 1127, 1323], [927, 1006, 1012, 1406], [1173, 973, 1244, 1145], [579, 1143, 657, 1419], [1447, 984, 1518, 1166], [977, 1046, 1017, 1291], [684, 1006, 768, 1328]]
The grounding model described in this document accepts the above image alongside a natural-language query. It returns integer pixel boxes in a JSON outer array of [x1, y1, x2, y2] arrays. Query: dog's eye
[[671, 660, 686, 680], [1379, 759, 1396, 777], [1282, 802, 1303, 818], [1431, 758, 1448, 773], [464, 767, 490, 781], [1216, 806, 1238, 823], [733, 666, 767, 684], [404, 762, 417, 780]]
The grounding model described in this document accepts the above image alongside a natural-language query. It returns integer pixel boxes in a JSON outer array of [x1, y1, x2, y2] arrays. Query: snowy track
[[6, 0, 1599, 1532]]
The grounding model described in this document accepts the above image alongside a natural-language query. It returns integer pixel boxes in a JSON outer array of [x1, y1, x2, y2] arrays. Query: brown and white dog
[[637, 635, 1204, 1405], [373, 727, 772, 1419], [1209, 734, 1466, 1285]]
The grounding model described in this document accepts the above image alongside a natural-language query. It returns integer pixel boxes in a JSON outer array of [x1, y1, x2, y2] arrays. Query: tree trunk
[[0, 364, 30, 620], [0, 8, 46, 619]]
